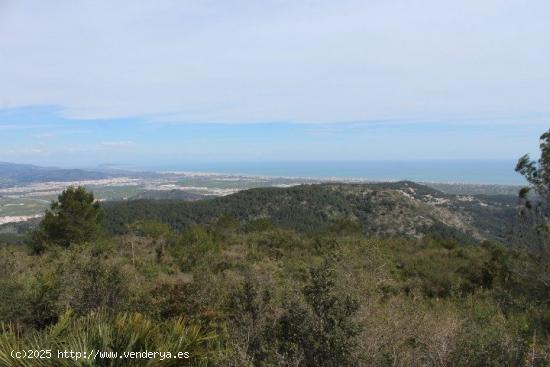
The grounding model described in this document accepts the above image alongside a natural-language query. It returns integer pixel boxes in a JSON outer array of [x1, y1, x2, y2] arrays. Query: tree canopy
[[516, 129, 550, 204], [32, 186, 103, 248]]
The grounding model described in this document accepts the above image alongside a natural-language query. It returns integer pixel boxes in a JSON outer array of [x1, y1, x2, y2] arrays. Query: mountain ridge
[[0, 162, 117, 187], [103, 181, 517, 243]]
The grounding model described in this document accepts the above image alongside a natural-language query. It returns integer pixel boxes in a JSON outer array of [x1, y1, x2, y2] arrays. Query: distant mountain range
[[0, 162, 119, 187]]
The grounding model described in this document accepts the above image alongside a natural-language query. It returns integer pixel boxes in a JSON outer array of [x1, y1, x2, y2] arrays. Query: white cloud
[[32, 130, 93, 139], [0, 124, 53, 130], [0, 0, 549, 123], [33, 133, 57, 139], [100, 141, 135, 148]]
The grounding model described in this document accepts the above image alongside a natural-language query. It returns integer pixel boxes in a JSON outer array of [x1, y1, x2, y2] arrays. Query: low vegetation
[[0, 130, 548, 366], [1, 213, 549, 365]]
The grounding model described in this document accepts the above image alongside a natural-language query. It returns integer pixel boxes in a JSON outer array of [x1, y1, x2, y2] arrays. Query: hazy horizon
[[1, 159, 525, 185], [1, 1, 549, 168]]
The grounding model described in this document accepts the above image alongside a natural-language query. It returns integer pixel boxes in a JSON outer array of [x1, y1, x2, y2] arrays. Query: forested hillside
[[104, 181, 516, 243]]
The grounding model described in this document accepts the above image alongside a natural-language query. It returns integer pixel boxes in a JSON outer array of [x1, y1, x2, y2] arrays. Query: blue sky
[[0, 1, 549, 167]]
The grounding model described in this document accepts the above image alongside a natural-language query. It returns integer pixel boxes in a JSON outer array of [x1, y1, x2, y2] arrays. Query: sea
[[147, 160, 525, 185]]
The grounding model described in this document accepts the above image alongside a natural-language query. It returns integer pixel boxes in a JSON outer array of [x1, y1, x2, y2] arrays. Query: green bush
[[278, 260, 360, 367]]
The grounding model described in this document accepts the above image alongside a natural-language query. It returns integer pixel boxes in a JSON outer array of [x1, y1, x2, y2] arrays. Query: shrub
[[0, 309, 218, 367], [278, 260, 360, 367]]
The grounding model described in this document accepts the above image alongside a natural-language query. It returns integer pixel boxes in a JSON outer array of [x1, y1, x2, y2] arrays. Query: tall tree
[[32, 186, 103, 248], [515, 129, 550, 288], [516, 129, 550, 204]]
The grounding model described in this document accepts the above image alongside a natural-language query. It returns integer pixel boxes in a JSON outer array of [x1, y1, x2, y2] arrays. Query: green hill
[[104, 181, 516, 243]]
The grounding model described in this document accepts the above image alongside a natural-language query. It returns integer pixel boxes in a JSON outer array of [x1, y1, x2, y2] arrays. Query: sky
[[0, 0, 549, 167]]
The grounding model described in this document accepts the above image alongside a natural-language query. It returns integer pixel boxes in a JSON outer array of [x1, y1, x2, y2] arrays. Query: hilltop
[[104, 181, 516, 243]]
